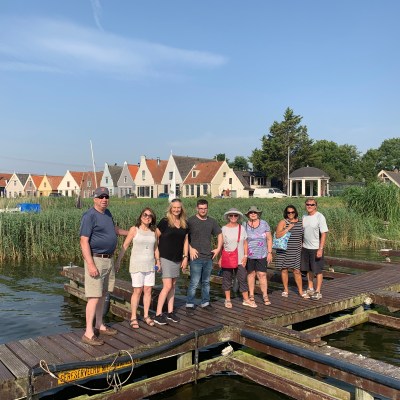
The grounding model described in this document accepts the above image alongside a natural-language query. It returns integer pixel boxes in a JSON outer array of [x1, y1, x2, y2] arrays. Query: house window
[[185, 185, 189, 196], [88, 180, 92, 188], [67, 181, 70, 188], [169, 171, 173, 180], [105, 177, 109, 184], [229, 178, 232, 184], [142, 171, 145, 180], [203, 184, 208, 195], [124, 176, 127, 183], [190, 185, 194, 195], [223, 172, 226, 177], [192, 171, 197, 178], [44, 182, 47, 188]]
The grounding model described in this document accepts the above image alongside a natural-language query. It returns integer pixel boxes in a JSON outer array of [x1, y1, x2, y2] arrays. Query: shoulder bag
[[272, 221, 291, 251]]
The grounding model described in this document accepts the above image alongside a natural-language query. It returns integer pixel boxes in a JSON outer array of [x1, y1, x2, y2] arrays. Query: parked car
[[158, 193, 169, 198], [253, 187, 287, 198]]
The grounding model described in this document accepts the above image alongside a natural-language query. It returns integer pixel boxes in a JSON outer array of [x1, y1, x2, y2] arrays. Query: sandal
[[301, 292, 310, 299], [242, 300, 257, 308], [129, 319, 139, 329], [249, 295, 255, 302], [144, 316, 155, 327], [263, 295, 271, 306], [282, 291, 289, 298], [224, 300, 233, 309]]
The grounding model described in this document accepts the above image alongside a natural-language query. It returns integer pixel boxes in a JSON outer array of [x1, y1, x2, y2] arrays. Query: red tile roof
[[146, 159, 167, 184], [0, 173, 12, 187], [183, 161, 223, 184], [128, 164, 139, 180]]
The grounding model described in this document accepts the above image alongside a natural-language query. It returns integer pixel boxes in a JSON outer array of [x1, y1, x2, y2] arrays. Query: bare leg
[[156, 278, 173, 315], [94, 295, 106, 330], [143, 286, 152, 318], [307, 272, 314, 291], [85, 297, 100, 338], [293, 269, 305, 295], [225, 290, 231, 302], [315, 273, 323, 293], [257, 271, 267, 297], [247, 270, 256, 298], [166, 278, 177, 313], [131, 287, 143, 321], [281, 268, 289, 293]]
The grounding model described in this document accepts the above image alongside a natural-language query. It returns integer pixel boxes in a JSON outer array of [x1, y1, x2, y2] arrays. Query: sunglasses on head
[[97, 195, 109, 199]]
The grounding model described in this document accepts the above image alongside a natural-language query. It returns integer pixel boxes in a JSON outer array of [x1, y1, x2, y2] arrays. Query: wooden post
[[355, 387, 374, 400], [177, 351, 192, 370]]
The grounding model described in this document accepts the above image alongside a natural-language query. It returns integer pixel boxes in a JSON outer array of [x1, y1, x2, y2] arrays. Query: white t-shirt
[[302, 211, 328, 249]]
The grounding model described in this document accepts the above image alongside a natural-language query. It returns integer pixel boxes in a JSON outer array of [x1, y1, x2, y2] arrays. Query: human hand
[[190, 248, 198, 260], [88, 264, 99, 277]]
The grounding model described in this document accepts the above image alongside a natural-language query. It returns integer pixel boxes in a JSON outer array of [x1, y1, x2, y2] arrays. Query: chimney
[[157, 157, 160, 166]]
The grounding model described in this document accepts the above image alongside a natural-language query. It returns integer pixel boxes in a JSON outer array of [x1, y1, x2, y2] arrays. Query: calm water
[[0, 249, 397, 399]]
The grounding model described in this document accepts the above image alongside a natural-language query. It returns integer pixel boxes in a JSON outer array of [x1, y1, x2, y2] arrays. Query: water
[[0, 249, 398, 399]]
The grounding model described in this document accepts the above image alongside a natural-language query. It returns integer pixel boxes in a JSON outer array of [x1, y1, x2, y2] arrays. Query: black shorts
[[246, 258, 267, 273], [301, 248, 324, 274]]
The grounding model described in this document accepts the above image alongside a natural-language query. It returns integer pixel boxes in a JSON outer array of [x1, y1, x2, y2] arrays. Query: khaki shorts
[[84, 257, 115, 298]]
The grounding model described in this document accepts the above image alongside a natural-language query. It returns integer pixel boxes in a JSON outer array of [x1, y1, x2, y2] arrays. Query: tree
[[249, 108, 314, 190], [214, 153, 228, 162], [311, 140, 361, 181], [360, 148, 380, 184], [229, 156, 250, 171], [376, 138, 400, 171]]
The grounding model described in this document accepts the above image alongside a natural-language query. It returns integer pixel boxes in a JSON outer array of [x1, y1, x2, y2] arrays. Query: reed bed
[[0, 195, 398, 263]]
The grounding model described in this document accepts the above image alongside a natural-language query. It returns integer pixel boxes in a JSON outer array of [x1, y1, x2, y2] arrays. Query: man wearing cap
[[186, 199, 223, 314], [80, 187, 128, 345]]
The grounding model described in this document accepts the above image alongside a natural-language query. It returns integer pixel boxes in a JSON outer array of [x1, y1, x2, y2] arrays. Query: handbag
[[220, 225, 241, 268], [272, 231, 291, 250]]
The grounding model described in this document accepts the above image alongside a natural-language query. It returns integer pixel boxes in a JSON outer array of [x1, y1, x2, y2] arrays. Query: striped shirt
[[243, 220, 270, 259]]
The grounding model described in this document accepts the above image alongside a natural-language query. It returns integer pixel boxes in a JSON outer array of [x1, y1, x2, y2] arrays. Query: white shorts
[[131, 271, 155, 287]]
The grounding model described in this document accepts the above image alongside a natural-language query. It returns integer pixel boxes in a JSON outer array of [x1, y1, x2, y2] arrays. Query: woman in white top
[[116, 207, 160, 329]]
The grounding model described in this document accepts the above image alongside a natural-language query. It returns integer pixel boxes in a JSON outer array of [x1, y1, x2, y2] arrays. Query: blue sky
[[1, 1, 399, 175]]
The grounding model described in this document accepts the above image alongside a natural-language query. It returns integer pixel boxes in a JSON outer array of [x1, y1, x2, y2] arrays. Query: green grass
[[0, 194, 399, 262]]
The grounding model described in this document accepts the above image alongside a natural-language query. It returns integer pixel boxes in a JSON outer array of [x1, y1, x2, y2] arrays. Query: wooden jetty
[[0, 257, 400, 399]]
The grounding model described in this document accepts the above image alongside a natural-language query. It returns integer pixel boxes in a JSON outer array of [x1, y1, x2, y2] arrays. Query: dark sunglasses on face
[[97, 195, 109, 199], [142, 213, 153, 218], [305, 203, 316, 207], [287, 211, 295, 214], [248, 211, 258, 214], [228, 214, 238, 218]]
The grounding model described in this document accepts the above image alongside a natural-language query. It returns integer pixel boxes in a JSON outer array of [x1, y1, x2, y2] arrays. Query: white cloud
[[90, 0, 104, 31], [0, 16, 227, 79]]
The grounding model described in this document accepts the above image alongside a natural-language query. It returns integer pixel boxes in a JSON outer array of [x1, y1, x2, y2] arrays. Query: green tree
[[360, 148, 380, 184], [249, 108, 314, 189], [377, 138, 400, 171], [214, 153, 228, 162], [229, 156, 250, 171], [311, 140, 361, 181]]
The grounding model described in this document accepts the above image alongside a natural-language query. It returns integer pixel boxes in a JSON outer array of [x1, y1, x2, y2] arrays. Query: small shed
[[289, 167, 330, 197]]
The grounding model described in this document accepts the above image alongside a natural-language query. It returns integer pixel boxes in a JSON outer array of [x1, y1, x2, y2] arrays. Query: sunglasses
[[228, 214, 239, 218], [97, 195, 109, 199], [305, 203, 316, 207], [287, 211, 295, 214], [142, 213, 153, 218], [248, 211, 258, 214]]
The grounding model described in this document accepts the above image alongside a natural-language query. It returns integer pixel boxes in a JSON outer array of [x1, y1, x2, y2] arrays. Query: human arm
[[317, 232, 327, 259], [211, 232, 223, 260], [115, 227, 136, 272], [80, 236, 99, 277], [241, 239, 248, 267], [154, 235, 161, 271], [266, 231, 273, 264], [115, 226, 129, 236], [181, 234, 189, 270]]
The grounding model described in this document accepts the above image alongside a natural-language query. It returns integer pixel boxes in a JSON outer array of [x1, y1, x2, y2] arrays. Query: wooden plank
[[324, 256, 387, 271], [371, 290, 400, 308], [368, 313, 400, 330], [0, 344, 29, 378]]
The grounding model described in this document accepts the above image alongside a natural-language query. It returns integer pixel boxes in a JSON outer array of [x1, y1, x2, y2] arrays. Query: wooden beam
[[371, 290, 400, 309], [368, 313, 400, 330]]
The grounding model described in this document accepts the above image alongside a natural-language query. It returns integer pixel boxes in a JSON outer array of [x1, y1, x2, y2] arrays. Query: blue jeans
[[186, 259, 213, 307]]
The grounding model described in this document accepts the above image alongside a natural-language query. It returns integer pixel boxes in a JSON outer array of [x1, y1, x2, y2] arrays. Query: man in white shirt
[[301, 198, 328, 300]]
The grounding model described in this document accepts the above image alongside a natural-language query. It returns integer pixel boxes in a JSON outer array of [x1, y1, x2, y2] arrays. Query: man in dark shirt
[[186, 199, 222, 314], [80, 187, 127, 345]]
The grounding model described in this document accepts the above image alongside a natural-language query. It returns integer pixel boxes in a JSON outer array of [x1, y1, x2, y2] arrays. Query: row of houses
[[0, 154, 271, 199]]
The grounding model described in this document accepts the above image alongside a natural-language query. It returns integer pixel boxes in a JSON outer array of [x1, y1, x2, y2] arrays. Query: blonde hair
[[166, 199, 187, 229]]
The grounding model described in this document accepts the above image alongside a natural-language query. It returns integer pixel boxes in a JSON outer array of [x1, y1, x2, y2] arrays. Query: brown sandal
[[249, 295, 255, 302], [144, 316, 155, 326], [263, 295, 271, 306], [130, 319, 139, 329]]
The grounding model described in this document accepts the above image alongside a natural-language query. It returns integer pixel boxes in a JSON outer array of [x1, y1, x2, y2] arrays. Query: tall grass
[[0, 195, 399, 263]]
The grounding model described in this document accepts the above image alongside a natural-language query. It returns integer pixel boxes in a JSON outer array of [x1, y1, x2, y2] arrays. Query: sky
[[1, 0, 399, 175]]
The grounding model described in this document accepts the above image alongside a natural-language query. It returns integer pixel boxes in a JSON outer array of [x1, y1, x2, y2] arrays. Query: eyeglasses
[[228, 214, 239, 218], [97, 195, 109, 199], [142, 213, 153, 218], [287, 211, 295, 214], [305, 203, 316, 207]]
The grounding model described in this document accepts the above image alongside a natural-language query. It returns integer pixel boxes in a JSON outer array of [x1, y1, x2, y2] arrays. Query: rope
[[38, 350, 135, 393]]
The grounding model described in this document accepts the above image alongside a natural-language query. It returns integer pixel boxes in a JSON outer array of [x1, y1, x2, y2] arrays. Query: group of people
[[79, 187, 328, 346]]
